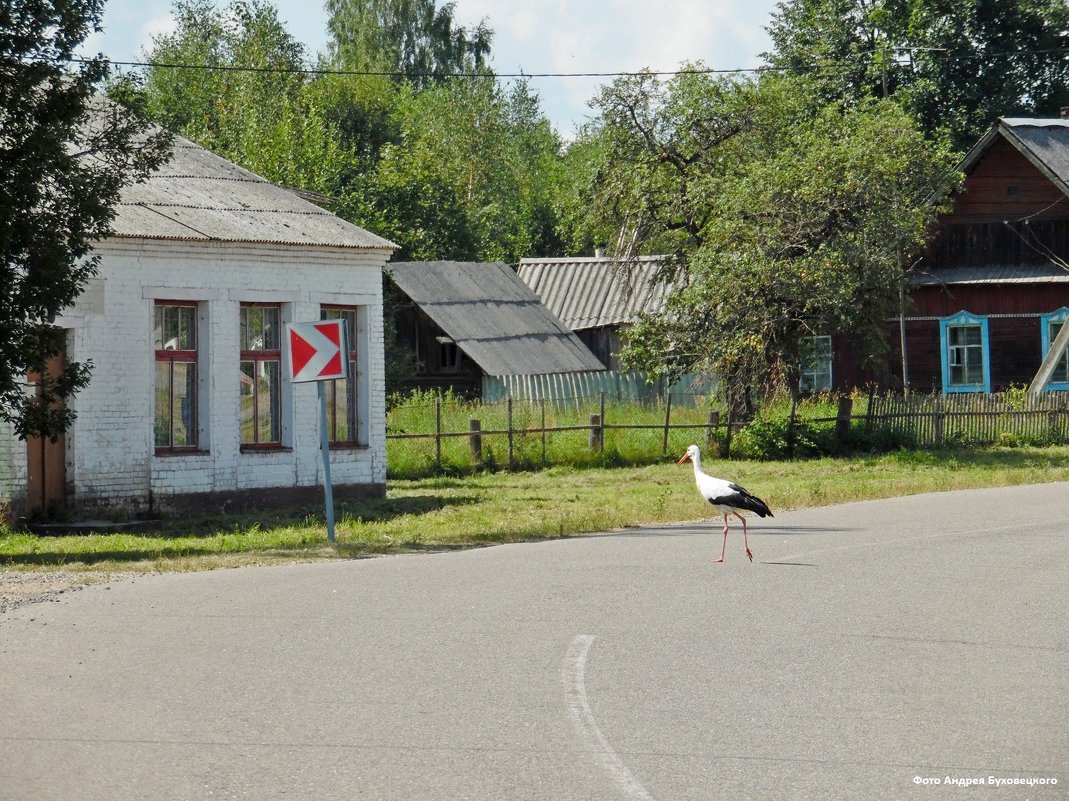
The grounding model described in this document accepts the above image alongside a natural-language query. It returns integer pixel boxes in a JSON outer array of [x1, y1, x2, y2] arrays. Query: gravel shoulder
[[0, 571, 108, 614]]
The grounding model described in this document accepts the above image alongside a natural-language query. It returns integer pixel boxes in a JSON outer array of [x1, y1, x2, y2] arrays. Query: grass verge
[[2, 446, 1068, 573]]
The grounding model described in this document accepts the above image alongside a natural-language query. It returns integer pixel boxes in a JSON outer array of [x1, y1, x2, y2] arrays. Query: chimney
[[594, 243, 607, 259]]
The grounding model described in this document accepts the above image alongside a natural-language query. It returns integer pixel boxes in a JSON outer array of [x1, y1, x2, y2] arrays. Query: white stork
[[677, 444, 773, 563]]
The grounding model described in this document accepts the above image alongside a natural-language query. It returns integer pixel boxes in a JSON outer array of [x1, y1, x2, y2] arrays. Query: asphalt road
[[2, 483, 1066, 801]]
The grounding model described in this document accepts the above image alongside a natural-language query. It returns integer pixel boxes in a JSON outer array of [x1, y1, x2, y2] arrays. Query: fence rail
[[385, 391, 1069, 473]]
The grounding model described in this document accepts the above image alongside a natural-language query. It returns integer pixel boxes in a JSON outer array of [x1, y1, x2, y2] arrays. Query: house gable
[[944, 136, 1068, 225]]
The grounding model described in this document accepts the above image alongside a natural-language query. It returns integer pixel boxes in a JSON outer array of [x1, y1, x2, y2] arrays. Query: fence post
[[541, 397, 547, 467], [589, 413, 603, 452], [600, 392, 606, 453], [662, 391, 673, 455], [933, 395, 944, 447], [835, 395, 853, 445], [788, 395, 799, 456], [722, 409, 733, 459], [706, 410, 720, 450], [507, 395, 514, 469], [469, 418, 482, 465], [435, 395, 442, 470]]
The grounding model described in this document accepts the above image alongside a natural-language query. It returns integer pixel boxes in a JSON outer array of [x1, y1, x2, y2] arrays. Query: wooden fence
[[867, 391, 1069, 447], [386, 391, 1069, 471]]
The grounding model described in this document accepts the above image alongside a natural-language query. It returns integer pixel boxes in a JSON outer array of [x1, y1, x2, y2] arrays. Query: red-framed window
[[154, 301, 199, 453], [320, 305, 360, 445], [239, 303, 282, 448]]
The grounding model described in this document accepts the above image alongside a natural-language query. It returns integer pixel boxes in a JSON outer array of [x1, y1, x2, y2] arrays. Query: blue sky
[[82, 0, 781, 137]]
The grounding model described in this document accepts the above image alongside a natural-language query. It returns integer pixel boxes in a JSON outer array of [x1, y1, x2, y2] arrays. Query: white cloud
[[137, 15, 178, 57]]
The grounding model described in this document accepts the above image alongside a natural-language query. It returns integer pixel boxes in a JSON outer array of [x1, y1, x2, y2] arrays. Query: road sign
[[284, 320, 350, 545], [285, 320, 349, 383]]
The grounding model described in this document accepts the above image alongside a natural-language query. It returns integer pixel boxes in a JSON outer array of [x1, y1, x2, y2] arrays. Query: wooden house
[[833, 116, 1069, 394]]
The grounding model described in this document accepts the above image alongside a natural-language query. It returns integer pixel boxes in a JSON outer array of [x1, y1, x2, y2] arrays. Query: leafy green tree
[[581, 72, 957, 402], [352, 77, 565, 262], [134, 0, 350, 192], [0, 0, 171, 439], [572, 68, 788, 261], [326, 0, 492, 87], [765, 0, 1069, 150]]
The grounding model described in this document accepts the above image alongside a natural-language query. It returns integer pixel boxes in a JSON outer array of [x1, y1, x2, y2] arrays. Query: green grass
[[3, 445, 1068, 573], [386, 389, 730, 477]]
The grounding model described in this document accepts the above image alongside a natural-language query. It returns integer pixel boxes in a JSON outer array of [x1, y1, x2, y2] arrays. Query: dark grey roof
[[110, 121, 395, 250], [517, 256, 677, 330], [911, 263, 1069, 286], [961, 118, 1069, 196], [387, 261, 606, 375]]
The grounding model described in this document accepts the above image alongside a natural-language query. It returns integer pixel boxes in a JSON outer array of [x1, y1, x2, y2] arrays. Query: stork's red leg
[[736, 512, 753, 562], [713, 514, 728, 562]]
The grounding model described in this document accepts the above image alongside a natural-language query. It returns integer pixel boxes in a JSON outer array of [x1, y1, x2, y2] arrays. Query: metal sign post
[[285, 319, 349, 546], [317, 381, 337, 543]]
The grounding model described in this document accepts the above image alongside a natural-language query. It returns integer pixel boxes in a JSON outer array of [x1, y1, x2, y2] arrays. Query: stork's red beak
[[677, 452, 691, 464]]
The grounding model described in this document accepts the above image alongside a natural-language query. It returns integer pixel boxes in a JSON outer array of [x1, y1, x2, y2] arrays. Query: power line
[[77, 56, 777, 79], [71, 44, 1069, 82]]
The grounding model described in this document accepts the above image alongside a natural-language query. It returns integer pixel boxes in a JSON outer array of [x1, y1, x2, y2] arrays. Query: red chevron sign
[[285, 320, 349, 383]]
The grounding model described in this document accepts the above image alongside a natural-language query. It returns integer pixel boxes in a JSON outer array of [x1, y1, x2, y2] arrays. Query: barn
[[0, 131, 397, 522], [386, 260, 605, 396], [517, 254, 676, 371]]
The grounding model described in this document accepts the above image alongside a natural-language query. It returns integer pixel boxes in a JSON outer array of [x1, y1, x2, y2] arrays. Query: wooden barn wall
[[875, 285, 1069, 392], [942, 139, 1067, 225], [909, 284, 1069, 317]]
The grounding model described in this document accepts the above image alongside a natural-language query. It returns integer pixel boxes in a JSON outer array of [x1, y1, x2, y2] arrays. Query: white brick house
[[0, 134, 396, 520]]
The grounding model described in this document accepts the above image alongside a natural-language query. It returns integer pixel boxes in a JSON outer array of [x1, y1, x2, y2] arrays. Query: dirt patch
[[0, 571, 106, 614]]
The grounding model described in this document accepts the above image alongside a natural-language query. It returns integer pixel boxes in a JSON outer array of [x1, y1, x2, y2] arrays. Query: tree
[[326, 0, 492, 88], [0, 0, 171, 440], [764, 0, 1069, 150], [573, 68, 783, 261], [133, 0, 349, 192], [341, 76, 564, 263], [577, 71, 957, 403]]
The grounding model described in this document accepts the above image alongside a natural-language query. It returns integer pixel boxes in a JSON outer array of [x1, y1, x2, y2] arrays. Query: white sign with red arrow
[[285, 320, 349, 383], [284, 319, 351, 544]]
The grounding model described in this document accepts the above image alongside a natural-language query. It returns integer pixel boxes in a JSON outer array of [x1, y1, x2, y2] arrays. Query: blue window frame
[[1040, 307, 1069, 392], [939, 311, 991, 393]]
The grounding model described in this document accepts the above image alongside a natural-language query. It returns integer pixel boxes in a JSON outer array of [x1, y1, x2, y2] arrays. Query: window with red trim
[[320, 305, 360, 445], [239, 303, 282, 448], [154, 301, 199, 452]]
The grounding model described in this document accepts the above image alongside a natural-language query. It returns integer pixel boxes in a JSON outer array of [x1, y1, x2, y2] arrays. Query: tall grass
[[385, 389, 887, 477], [386, 389, 731, 477]]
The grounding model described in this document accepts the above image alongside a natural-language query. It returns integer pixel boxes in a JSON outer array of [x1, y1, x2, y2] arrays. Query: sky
[[80, 0, 781, 138]]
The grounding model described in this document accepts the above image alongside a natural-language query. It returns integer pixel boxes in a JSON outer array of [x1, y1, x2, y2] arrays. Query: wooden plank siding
[[941, 138, 1067, 224], [825, 121, 1069, 394]]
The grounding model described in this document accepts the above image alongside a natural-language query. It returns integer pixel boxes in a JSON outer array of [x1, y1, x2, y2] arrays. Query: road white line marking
[[562, 635, 657, 801]]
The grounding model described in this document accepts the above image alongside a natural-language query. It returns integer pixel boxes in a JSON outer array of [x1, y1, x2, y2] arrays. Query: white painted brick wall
[[3, 237, 391, 515]]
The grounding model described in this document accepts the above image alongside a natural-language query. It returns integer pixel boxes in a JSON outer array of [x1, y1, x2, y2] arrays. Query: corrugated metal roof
[[517, 256, 677, 330], [111, 129, 396, 251], [911, 263, 1069, 286], [387, 261, 606, 376]]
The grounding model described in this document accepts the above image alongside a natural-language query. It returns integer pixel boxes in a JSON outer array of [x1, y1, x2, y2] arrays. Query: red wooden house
[[830, 116, 1069, 394]]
